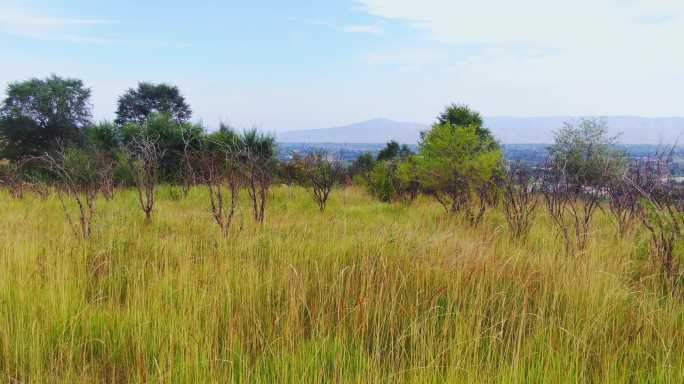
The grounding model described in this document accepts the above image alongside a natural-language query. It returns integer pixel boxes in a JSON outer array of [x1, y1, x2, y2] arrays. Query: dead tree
[[241, 148, 273, 223], [0, 160, 28, 199], [97, 152, 117, 200], [628, 151, 683, 283], [126, 136, 163, 220], [642, 197, 683, 283], [606, 161, 645, 237], [469, 178, 500, 226], [431, 171, 471, 215], [195, 147, 241, 236], [37, 147, 103, 238], [542, 162, 606, 255], [302, 151, 343, 212], [503, 164, 538, 239], [180, 126, 199, 197]]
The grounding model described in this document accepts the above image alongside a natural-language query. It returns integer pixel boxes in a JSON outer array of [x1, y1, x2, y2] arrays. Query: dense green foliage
[[549, 118, 625, 186], [376, 141, 412, 162], [415, 123, 502, 213], [436, 104, 497, 148], [0, 75, 92, 159], [115, 82, 192, 126]]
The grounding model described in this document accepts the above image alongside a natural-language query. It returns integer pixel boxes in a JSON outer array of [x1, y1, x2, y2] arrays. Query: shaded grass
[[0, 185, 682, 383]]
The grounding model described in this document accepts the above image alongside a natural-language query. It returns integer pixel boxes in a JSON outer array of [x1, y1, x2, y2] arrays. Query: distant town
[[278, 142, 684, 176]]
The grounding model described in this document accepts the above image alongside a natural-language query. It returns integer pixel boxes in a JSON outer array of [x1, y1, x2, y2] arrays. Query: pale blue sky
[[1, 0, 683, 131]]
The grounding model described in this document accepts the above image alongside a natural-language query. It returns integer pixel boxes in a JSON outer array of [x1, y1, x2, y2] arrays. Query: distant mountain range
[[277, 117, 684, 145], [277, 119, 425, 144]]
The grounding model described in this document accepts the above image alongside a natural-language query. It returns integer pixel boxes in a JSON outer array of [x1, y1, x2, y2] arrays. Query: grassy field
[[0, 185, 682, 383]]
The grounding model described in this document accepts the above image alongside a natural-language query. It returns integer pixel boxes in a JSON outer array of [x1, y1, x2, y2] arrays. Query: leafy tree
[[207, 123, 240, 149], [368, 161, 400, 203], [548, 118, 624, 187], [349, 152, 376, 182], [115, 82, 191, 126], [368, 145, 420, 203], [377, 141, 400, 162], [436, 104, 496, 147], [415, 122, 502, 220], [84, 121, 121, 151], [377, 141, 412, 162], [0, 75, 92, 159], [542, 119, 624, 255], [396, 156, 421, 203], [302, 151, 343, 212]]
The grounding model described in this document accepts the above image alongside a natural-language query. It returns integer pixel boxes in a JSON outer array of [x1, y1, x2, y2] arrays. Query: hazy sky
[[1, 0, 683, 131]]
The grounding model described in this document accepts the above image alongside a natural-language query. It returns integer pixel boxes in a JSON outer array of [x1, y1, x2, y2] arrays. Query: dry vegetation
[[1, 185, 683, 383]]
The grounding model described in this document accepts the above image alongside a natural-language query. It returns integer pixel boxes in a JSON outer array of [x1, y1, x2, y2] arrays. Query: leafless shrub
[[0, 160, 28, 199], [126, 136, 163, 220], [605, 161, 647, 237], [503, 163, 538, 239], [427, 169, 499, 226], [628, 150, 683, 283], [431, 171, 470, 215], [542, 162, 607, 255], [36, 147, 104, 238], [302, 151, 343, 212], [180, 127, 199, 197], [469, 178, 500, 226], [194, 145, 241, 236], [27, 180, 50, 199], [277, 153, 305, 186], [241, 148, 272, 223], [97, 152, 117, 200]]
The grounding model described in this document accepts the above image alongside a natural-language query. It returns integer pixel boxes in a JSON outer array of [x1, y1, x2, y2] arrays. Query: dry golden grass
[[0, 185, 682, 383]]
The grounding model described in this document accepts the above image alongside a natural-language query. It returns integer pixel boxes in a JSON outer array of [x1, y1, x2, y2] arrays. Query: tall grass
[[0, 186, 682, 382]]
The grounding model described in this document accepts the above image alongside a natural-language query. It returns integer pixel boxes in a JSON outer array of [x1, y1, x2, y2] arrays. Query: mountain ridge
[[277, 116, 684, 145]]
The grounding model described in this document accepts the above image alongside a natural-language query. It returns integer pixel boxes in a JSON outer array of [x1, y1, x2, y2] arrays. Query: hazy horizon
[[275, 116, 684, 145]]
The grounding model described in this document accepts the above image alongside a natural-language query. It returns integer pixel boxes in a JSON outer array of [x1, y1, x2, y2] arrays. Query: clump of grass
[[0, 186, 682, 382]]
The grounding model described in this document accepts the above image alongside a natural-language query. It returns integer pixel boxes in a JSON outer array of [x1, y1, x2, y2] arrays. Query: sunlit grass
[[0, 185, 682, 383]]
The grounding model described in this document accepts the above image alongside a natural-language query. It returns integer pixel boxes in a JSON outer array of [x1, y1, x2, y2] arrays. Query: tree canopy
[[115, 82, 191, 126], [377, 140, 412, 162], [414, 122, 503, 214], [436, 104, 497, 148], [548, 118, 624, 187], [0, 75, 92, 159]]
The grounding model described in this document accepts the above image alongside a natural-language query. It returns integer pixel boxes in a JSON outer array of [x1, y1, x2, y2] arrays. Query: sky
[[1, 0, 683, 132]]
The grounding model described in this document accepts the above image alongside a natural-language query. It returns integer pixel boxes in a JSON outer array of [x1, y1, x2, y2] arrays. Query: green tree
[[368, 161, 399, 203], [415, 122, 502, 220], [120, 112, 204, 181], [377, 141, 412, 162], [84, 121, 121, 151], [548, 118, 624, 187], [0, 75, 92, 159], [349, 152, 376, 182], [115, 82, 192, 126], [435, 104, 497, 148], [207, 123, 240, 149]]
